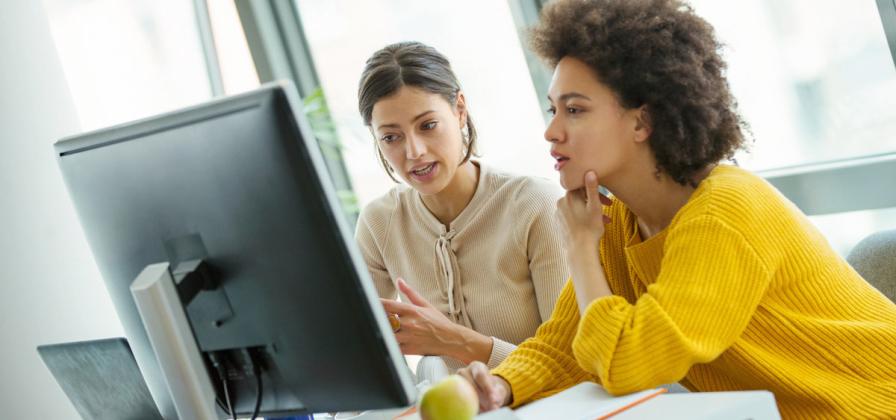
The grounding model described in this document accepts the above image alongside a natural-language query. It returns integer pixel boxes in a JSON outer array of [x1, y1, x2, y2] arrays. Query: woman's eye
[[546, 107, 556, 116], [380, 134, 399, 143], [422, 121, 437, 130], [567, 107, 580, 114]]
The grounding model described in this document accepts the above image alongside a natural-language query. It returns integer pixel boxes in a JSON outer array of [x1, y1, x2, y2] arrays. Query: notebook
[[513, 382, 666, 420]]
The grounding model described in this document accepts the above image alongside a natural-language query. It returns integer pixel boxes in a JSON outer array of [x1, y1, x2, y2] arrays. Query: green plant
[[302, 87, 360, 225]]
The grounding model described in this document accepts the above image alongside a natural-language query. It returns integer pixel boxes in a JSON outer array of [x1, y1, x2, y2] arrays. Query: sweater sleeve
[[525, 189, 569, 322], [355, 207, 397, 300], [571, 215, 772, 395], [491, 281, 593, 407]]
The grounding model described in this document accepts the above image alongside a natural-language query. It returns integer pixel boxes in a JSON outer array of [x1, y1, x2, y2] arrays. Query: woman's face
[[370, 86, 467, 195], [545, 56, 647, 191]]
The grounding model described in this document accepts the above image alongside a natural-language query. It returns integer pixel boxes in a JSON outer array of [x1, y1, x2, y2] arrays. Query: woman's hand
[[381, 278, 492, 363], [558, 171, 615, 311], [456, 361, 512, 412], [556, 171, 612, 248]]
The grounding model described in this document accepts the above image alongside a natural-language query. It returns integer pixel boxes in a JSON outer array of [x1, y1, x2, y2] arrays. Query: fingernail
[[586, 171, 596, 182]]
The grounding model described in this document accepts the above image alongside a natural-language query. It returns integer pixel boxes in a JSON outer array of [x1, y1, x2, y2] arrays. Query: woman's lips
[[553, 156, 569, 171], [409, 162, 438, 182]]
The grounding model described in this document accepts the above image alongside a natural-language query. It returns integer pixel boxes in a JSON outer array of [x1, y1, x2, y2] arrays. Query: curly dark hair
[[531, 0, 749, 186]]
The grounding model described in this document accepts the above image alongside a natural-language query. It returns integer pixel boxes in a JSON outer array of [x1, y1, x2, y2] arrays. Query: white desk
[[313, 389, 780, 420], [313, 408, 406, 420]]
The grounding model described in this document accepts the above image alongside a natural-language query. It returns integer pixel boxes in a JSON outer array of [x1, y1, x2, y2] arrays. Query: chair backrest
[[847, 229, 896, 303]]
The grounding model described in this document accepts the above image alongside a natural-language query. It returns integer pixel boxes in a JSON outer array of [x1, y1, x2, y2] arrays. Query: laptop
[[37, 337, 163, 420]]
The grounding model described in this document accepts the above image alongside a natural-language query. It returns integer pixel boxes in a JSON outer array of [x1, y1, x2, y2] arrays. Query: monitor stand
[[131, 262, 220, 420]]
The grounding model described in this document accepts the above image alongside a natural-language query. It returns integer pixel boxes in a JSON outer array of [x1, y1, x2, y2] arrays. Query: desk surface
[[313, 390, 780, 420]]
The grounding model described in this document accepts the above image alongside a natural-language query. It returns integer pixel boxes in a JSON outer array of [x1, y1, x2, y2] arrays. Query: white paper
[[475, 407, 521, 420], [513, 382, 663, 420], [611, 391, 781, 420]]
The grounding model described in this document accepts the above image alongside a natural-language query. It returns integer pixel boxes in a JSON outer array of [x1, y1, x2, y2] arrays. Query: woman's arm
[[567, 239, 613, 313], [355, 208, 397, 299], [490, 281, 593, 407], [572, 215, 772, 395], [554, 171, 615, 313], [482, 173, 608, 408]]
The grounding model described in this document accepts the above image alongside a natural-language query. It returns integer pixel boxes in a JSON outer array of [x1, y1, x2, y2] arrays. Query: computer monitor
[[54, 82, 415, 418]]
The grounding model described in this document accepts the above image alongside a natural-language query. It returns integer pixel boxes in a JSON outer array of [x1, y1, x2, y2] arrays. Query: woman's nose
[[405, 135, 425, 159], [544, 117, 563, 143]]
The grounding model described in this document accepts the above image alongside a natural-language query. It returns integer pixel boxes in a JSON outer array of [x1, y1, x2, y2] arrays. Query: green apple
[[419, 375, 479, 420]]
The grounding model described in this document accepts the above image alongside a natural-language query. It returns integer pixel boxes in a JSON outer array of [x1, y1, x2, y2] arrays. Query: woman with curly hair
[[458, 0, 896, 418]]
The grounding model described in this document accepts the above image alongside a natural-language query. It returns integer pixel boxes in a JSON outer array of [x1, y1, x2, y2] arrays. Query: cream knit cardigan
[[356, 163, 568, 369]]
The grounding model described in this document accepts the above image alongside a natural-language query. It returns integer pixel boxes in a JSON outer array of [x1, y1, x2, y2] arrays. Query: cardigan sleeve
[[491, 280, 593, 407], [571, 215, 772, 395], [355, 206, 397, 300], [486, 337, 517, 369], [525, 188, 569, 322]]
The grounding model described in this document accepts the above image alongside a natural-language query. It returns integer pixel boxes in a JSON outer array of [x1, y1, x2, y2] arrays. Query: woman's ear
[[633, 105, 652, 143], [455, 91, 468, 128]]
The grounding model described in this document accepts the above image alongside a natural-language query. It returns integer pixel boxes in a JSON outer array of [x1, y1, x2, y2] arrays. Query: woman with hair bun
[[355, 41, 568, 377]]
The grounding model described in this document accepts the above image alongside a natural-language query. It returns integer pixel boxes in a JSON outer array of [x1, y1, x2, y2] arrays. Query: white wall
[[0, 1, 124, 417]]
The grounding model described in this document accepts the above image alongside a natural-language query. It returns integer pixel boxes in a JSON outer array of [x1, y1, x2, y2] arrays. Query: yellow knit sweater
[[492, 165, 896, 419]]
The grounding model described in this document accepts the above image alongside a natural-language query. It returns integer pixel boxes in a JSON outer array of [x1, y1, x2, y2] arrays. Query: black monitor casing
[[54, 82, 415, 418]]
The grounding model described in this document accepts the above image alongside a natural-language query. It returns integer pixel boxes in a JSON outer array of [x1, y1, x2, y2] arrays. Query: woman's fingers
[[472, 364, 501, 409], [458, 362, 494, 411], [456, 366, 477, 392], [584, 171, 613, 207], [396, 277, 434, 308], [380, 298, 416, 316], [456, 365, 480, 398], [583, 171, 599, 206], [387, 313, 401, 332], [472, 362, 505, 411], [457, 364, 475, 383]]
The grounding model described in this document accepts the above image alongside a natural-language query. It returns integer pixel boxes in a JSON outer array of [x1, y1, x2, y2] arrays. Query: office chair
[[847, 228, 896, 303]]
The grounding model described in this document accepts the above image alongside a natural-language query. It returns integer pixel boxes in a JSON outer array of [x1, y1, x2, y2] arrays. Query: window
[[812, 207, 896, 256], [44, 0, 213, 131], [206, 0, 259, 95], [690, 0, 896, 171], [687, 1, 896, 255], [47, 0, 896, 256]]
